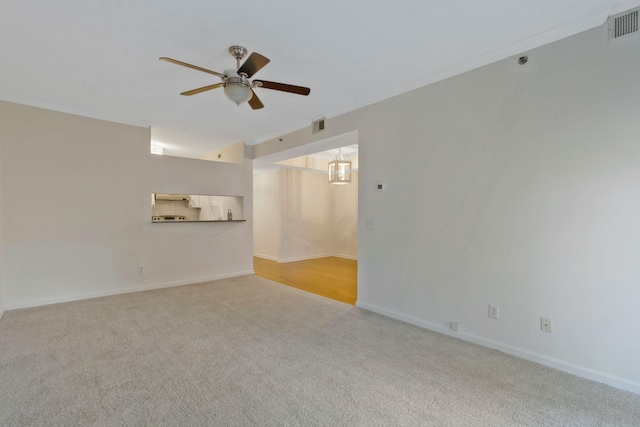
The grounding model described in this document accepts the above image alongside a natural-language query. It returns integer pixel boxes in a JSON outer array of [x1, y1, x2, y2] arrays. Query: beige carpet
[[0, 275, 638, 426]]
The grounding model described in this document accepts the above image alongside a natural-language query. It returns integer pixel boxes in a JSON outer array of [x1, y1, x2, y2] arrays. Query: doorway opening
[[252, 131, 358, 304]]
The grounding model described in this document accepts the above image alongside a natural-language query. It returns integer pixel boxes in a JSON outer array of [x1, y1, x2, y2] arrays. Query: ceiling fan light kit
[[160, 45, 310, 110], [223, 69, 253, 105]]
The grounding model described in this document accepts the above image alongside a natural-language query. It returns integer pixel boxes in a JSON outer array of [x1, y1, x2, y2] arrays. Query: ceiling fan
[[160, 46, 310, 110]]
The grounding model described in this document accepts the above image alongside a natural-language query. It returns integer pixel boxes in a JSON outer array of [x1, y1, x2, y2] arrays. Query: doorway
[[252, 132, 358, 304]]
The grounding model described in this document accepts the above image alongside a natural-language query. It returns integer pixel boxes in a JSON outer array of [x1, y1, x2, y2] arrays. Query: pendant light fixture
[[328, 148, 351, 184]]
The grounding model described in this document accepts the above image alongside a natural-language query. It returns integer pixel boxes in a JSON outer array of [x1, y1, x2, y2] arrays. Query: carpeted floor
[[0, 275, 639, 426]]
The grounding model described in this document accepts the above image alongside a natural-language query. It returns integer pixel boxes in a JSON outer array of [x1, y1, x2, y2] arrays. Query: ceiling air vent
[[608, 8, 639, 42], [312, 118, 326, 134]]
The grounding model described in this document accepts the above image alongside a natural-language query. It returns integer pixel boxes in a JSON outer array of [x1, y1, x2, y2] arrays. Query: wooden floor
[[253, 256, 357, 305]]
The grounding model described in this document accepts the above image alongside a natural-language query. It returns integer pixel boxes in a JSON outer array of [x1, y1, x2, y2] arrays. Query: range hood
[[155, 193, 190, 201]]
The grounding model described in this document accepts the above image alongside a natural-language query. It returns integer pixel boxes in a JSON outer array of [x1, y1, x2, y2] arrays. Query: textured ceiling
[[1, 0, 639, 158]]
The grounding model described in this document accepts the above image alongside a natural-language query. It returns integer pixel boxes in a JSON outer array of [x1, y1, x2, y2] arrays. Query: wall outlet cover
[[489, 304, 499, 320]]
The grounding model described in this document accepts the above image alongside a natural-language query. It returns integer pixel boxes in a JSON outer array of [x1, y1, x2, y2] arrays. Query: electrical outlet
[[541, 317, 552, 333], [137, 266, 144, 275], [450, 322, 460, 331], [488, 305, 500, 320]]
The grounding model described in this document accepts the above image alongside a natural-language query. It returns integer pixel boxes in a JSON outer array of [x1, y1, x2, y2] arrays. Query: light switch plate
[[489, 305, 499, 320]]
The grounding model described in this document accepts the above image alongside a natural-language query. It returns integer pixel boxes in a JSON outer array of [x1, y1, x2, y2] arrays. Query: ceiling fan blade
[[159, 57, 226, 79], [237, 52, 270, 78], [253, 80, 310, 96], [248, 89, 264, 110], [180, 83, 224, 96]]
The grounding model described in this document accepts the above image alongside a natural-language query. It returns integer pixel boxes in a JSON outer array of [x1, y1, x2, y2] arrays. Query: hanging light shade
[[224, 82, 252, 105], [223, 69, 253, 105], [328, 148, 351, 184]]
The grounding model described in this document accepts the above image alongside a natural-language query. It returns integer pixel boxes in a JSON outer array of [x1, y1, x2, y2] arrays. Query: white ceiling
[[1, 0, 639, 159]]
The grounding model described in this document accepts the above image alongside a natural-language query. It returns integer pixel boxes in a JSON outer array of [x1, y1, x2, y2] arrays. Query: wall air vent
[[312, 118, 326, 134], [608, 8, 639, 42]]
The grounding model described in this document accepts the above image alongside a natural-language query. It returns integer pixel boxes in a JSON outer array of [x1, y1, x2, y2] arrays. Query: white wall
[[332, 172, 358, 258], [280, 169, 333, 261], [0, 125, 4, 319], [254, 169, 358, 262], [253, 170, 282, 260], [253, 24, 640, 394], [0, 101, 254, 309], [199, 140, 246, 164]]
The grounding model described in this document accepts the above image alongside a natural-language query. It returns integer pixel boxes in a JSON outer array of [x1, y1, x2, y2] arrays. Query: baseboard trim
[[253, 253, 280, 262], [332, 253, 358, 261], [254, 253, 357, 263], [356, 300, 640, 396], [5, 270, 255, 311], [280, 254, 334, 263]]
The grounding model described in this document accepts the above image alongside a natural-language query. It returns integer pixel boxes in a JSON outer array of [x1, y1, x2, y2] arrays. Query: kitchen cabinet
[[188, 195, 201, 208]]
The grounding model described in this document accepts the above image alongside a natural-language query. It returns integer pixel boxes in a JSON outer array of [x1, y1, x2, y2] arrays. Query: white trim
[[246, 119, 314, 146], [326, 12, 610, 122], [250, 11, 610, 147], [0, 96, 151, 128], [253, 253, 358, 263], [252, 253, 281, 262], [280, 253, 335, 263], [332, 253, 358, 261], [356, 300, 640, 396], [5, 270, 255, 311]]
